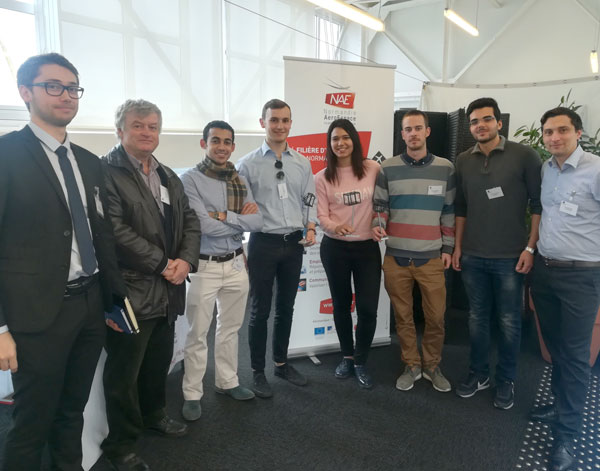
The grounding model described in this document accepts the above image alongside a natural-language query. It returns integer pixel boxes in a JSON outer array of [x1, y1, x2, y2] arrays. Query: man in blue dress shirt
[[237, 99, 317, 398], [530, 107, 600, 471], [180, 120, 263, 421]]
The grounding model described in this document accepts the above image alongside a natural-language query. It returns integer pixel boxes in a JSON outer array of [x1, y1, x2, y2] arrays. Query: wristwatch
[[524, 246, 535, 255], [213, 212, 222, 221]]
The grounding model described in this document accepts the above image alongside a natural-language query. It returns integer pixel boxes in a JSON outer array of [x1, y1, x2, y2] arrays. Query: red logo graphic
[[288, 132, 372, 174], [325, 92, 355, 109], [319, 295, 356, 314]]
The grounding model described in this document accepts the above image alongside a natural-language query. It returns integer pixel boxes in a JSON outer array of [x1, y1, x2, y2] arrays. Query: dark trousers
[[320, 236, 381, 365], [247, 231, 304, 372], [530, 256, 600, 441], [101, 316, 174, 459], [4, 282, 104, 471]]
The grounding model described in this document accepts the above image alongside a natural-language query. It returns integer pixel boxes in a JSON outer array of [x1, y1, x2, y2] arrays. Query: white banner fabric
[[283, 57, 395, 356]]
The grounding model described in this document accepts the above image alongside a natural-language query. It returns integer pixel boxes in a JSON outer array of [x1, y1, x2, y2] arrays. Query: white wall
[[421, 81, 600, 138]]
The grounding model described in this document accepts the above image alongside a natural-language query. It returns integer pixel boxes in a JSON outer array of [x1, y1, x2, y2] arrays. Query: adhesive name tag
[[160, 185, 171, 205], [486, 187, 504, 199], [278, 183, 288, 199], [428, 185, 443, 195], [559, 201, 578, 216], [232, 254, 244, 272], [94, 186, 104, 218]]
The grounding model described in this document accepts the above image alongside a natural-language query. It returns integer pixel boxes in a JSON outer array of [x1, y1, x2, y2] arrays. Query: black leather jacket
[[102, 145, 200, 322]]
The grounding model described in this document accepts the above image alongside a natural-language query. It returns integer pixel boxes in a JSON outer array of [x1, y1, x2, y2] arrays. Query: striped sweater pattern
[[373, 154, 456, 259]]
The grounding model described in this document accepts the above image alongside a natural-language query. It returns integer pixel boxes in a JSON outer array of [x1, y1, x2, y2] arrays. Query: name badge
[[486, 187, 504, 199], [428, 185, 443, 195], [559, 201, 578, 216], [94, 186, 104, 218], [232, 253, 244, 272], [160, 185, 171, 205], [278, 183, 288, 200]]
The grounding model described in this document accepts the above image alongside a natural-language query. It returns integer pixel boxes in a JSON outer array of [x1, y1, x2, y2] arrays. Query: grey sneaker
[[423, 366, 451, 392], [395, 365, 422, 391], [182, 400, 202, 421]]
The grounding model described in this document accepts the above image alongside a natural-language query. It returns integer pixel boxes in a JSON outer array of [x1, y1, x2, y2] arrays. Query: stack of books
[[105, 297, 139, 334]]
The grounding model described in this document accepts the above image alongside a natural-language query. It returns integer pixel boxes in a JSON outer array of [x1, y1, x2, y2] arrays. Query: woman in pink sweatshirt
[[315, 119, 381, 389]]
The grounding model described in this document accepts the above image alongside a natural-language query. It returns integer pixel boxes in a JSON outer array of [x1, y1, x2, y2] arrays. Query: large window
[[1, 0, 362, 132], [0, 0, 36, 107], [315, 14, 342, 60]]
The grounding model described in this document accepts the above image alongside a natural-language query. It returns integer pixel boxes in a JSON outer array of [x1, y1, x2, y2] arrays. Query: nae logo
[[325, 92, 355, 109]]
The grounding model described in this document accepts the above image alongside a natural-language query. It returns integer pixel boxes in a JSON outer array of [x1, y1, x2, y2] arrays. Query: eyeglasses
[[469, 116, 496, 127], [274, 160, 284, 180], [30, 82, 85, 99]]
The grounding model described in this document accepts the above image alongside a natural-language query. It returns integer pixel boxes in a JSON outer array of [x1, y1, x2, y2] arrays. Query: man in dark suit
[[0, 53, 127, 470]]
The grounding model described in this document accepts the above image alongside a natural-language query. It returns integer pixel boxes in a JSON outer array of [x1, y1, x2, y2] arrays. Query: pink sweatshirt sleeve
[[315, 170, 339, 234]]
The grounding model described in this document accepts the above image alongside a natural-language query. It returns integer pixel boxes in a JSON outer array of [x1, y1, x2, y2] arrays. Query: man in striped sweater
[[372, 110, 455, 393]]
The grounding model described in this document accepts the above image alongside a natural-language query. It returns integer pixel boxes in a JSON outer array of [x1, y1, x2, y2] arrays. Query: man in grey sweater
[[180, 121, 263, 421], [452, 97, 541, 410]]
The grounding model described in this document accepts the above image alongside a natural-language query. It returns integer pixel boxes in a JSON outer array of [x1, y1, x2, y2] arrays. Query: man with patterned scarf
[[180, 120, 263, 422]]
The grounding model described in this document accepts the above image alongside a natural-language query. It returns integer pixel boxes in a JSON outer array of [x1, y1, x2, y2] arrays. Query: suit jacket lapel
[[21, 126, 69, 210]]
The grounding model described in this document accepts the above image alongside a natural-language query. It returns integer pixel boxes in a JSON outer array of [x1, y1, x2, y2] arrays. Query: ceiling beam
[[450, 0, 537, 83], [382, 19, 436, 80], [574, 0, 600, 23]]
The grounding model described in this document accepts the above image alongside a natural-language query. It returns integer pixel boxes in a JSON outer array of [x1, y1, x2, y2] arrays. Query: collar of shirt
[[471, 135, 506, 155], [28, 121, 72, 152], [125, 149, 159, 174], [548, 145, 584, 170], [401, 152, 433, 167], [261, 139, 291, 158]]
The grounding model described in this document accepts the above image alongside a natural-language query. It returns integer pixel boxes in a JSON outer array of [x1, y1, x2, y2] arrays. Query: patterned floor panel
[[517, 366, 600, 471]]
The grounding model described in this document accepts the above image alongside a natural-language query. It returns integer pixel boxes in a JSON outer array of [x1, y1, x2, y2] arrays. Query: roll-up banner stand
[[283, 57, 395, 358]]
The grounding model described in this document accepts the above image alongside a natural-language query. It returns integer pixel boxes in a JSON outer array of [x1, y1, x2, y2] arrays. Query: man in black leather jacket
[[100, 98, 200, 471]]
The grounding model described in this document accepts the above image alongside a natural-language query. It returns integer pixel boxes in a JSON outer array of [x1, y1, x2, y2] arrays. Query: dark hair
[[402, 109, 429, 128], [540, 107, 583, 132], [466, 97, 501, 121], [261, 99, 291, 120], [17, 53, 79, 87], [203, 120, 235, 142], [324, 119, 365, 184]]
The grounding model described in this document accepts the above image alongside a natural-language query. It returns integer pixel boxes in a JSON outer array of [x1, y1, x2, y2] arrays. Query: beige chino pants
[[383, 255, 446, 370], [182, 254, 249, 400]]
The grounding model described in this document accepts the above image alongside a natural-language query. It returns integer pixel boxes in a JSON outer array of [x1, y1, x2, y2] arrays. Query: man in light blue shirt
[[237, 99, 317, 398], [530, 107, 600, 471], [180, 121, 263, 421]]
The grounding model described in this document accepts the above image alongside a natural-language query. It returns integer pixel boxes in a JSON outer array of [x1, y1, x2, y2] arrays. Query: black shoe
[[493, 380, 514, 410], [146, 416, 187, 437], [274, 363, 308, 386], [335, 358, 354, 379], [252, 371, 273, 398], [550, 441, 575, 471], [530, 403, 557, 423], [354, 365, 373, 389], [456, 371, 490, 398], [106, 453, 150, 471]]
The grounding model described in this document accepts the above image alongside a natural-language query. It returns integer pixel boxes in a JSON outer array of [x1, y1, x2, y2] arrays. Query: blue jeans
[[460, 255, 523, 382]]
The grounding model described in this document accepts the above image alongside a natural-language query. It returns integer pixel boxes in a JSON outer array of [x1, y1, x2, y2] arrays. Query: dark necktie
[[56, 145, 98, 276]]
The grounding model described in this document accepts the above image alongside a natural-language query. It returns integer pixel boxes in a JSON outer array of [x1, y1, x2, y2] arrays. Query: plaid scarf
[[196, 157, 247, 214]]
